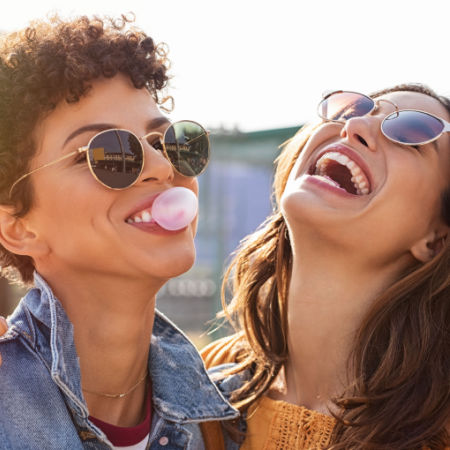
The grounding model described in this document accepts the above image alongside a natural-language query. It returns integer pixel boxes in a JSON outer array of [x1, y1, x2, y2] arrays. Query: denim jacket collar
[[10, 272, 238, 424]]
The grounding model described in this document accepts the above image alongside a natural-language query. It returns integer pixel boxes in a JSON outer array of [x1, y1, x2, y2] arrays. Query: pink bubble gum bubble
[[152, 187, 198, 231]]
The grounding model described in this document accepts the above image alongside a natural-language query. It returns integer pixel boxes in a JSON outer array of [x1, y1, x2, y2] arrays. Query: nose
[[339, 115, 380, 152], [138, 140, 174, 185]]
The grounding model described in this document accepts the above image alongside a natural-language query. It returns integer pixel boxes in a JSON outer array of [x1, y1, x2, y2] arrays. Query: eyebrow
[[63, 116, 171, 148]]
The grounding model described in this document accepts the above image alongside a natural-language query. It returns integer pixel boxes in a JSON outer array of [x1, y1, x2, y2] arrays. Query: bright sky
[[2, 0, 448, 131]]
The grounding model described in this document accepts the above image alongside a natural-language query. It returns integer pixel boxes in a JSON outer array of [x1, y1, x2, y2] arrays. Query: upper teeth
[[127, 208, 153, 224], [314, 152, 370, 195]]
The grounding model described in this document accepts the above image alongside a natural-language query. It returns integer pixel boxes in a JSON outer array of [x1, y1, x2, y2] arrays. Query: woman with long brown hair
[[203, 85, 450, 449]]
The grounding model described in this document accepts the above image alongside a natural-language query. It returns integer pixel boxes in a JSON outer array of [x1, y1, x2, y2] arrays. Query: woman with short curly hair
[[0, 14, 170, 283], [0, 14, 238, 449]]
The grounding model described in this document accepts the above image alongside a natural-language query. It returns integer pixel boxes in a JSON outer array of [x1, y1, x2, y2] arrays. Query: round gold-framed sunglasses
[[9, 120, 210, 198]]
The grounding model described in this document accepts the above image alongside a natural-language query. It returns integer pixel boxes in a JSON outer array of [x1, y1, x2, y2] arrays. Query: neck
[[40, 267, 162, 426], [275, 239, 409, 414]]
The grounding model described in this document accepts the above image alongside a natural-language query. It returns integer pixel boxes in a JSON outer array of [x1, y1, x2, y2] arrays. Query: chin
[[281, 191, 329, 227], [155, 248, 196, 279], [169, 259, 195, 278], [281, 193, 356, 247]]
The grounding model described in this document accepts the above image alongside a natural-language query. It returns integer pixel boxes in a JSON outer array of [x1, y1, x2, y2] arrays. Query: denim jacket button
[[159, 436, 169, 446]]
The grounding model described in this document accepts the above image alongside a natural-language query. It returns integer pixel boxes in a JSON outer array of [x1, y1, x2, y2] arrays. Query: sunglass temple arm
[[9, 147, 88, 199]]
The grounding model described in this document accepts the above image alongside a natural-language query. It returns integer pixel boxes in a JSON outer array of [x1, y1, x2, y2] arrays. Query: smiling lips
[[309, 147, 372, 196], [127, 207, 153, 224]]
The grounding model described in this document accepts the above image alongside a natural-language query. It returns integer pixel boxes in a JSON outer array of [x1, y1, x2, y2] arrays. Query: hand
[[0, 316, 8, 366]]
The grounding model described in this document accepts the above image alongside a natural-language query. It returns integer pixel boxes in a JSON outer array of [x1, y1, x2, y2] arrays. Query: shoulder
[[0, 325, 54, 402], [201, 333, 244, 369], [201, 336, 250, 449], [201, 334, 251, 403], [201, 333, 251, 398], [0, 319, 37, 370], [0, 298, 46, 376], [0, 338, 79, 448]]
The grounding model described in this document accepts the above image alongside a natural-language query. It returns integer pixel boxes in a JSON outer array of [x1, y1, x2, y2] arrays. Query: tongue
[[326, 162, 357, 195], [152, 187, 198, 231]]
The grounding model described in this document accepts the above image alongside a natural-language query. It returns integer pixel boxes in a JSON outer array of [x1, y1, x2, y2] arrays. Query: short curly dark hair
[[0, 14, 171, 284]]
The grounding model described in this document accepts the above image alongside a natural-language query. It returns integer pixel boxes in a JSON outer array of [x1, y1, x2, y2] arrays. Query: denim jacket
[[0, 273, 239, 449]]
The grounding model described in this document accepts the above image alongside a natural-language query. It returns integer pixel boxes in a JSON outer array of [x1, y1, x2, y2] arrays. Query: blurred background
[[0, 0, 448, 345]]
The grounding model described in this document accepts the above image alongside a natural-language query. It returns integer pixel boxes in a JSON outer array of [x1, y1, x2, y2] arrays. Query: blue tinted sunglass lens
[[382, 110, 444, 145], [318, 92, 374, 122]]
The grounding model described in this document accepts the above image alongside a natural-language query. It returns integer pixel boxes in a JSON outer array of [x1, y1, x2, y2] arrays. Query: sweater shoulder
[[201, 333, 243, 369]]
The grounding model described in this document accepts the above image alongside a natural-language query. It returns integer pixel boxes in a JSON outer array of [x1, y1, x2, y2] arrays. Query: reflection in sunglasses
[[9, 120, 210, 198], [91, 147, 138, 164]]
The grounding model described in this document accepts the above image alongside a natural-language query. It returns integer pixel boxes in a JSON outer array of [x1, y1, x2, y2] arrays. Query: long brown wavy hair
[[221, 84, 450, 449], [0, 14, 170, 284]]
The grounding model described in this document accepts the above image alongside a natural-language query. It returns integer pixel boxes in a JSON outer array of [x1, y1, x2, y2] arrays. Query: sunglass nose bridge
[[141, 131, 163, 142], [140, 131, 165, 153], [374, 98, 399, 116]]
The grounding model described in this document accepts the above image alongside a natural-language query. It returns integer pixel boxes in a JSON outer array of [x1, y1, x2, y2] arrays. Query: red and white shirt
[[89, 383, 152, 450]]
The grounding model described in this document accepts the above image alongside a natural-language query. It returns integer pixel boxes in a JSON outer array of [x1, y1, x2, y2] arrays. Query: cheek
[[190, 179, 199, 235], [31, 174, 108, 228], [173, 169, 198, 191], [188, 177, 199, 196], [191, 215, 199, 237], [174, 175, 199, 234], [388, 162, 441, 224]]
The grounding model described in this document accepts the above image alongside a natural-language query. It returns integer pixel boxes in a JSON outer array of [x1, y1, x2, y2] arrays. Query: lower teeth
[[317, 175, 342, 189]]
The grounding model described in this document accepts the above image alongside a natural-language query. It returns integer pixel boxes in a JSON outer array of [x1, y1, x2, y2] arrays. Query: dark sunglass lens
[[382, 110, 444, 145], [88, 130, 143, 188], [164, 121, 209, 176], [319, 92, 374, 121]]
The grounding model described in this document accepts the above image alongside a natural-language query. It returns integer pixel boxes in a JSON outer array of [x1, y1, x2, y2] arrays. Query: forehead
[[33, 76, 159, 160], [376, 91, 450, 121]]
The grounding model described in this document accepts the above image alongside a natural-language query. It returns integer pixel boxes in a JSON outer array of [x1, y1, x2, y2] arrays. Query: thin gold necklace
[[82, 371, 148, 399]]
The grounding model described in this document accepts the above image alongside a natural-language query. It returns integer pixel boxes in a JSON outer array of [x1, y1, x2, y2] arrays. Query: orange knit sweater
[[240, 395, 335, 449], [202, 335, 336, 449], [202, 335, 448, 450]]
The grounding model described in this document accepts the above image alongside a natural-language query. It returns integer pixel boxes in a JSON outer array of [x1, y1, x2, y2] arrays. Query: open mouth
[[308, 151, 371, 195]]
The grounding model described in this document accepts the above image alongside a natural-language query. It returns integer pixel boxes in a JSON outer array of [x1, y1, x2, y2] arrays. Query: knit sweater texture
[[202, 335, 336, 449]]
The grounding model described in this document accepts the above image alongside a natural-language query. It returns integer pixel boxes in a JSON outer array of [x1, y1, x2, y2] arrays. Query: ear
[[0, 205, 48, 257], [410, 227, 448, 263]]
